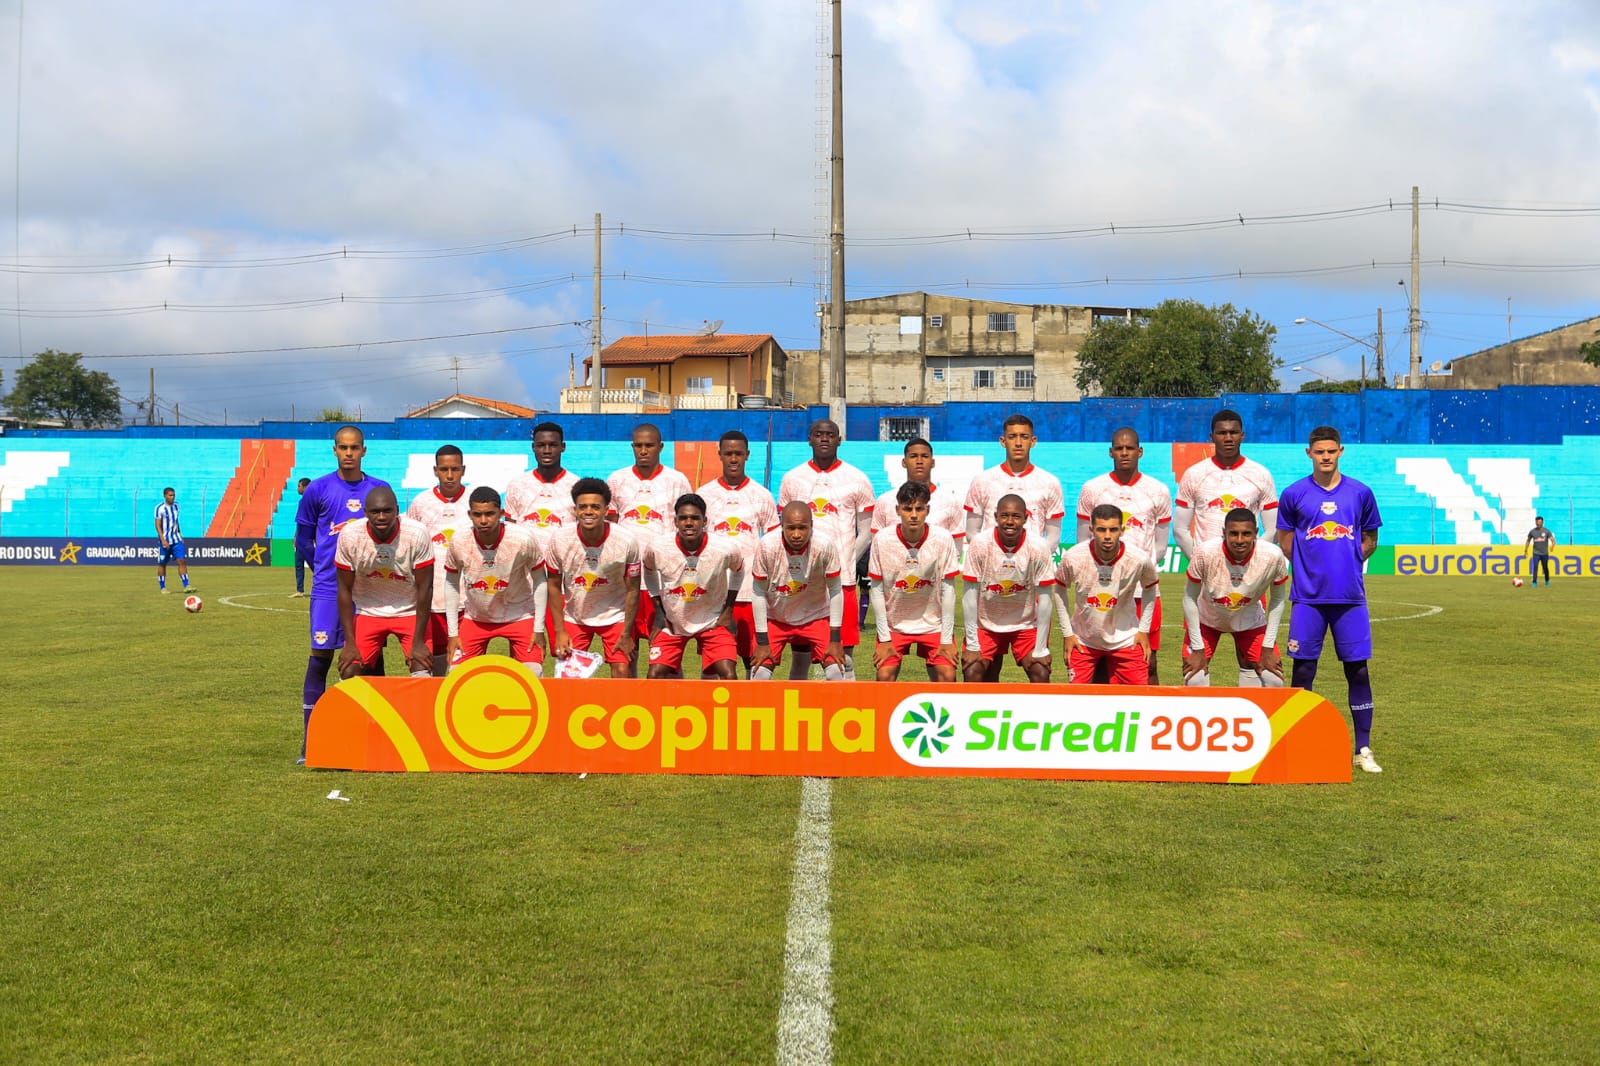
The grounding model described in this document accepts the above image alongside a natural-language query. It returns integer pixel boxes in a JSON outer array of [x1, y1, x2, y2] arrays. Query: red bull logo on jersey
[[667, 581, 706, 599], [1121, 511, 1144, 529], [364, 567, 410, 583], [469, 575, 510, 594], [571, 571, 609, 591], [893, 574, 933, 593], [983, 579, 1027, 598], [345, 499, 363, 513], [622, 505, 664, 526], [1305, 521, 1354, 541], [1212, 592, 1251, 611], [776, 579, 808, 597], [329, 519, 356, 536], [1083, 592, 1119, 612], [810, 498, 840, 518], [1205, 493, 1244, 511], [531, 509, 564, 527], [713, 517, 750, 537], [432, 528, 457, 545]]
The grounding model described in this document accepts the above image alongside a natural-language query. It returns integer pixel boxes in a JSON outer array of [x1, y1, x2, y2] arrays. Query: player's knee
[[1343, 660, 1370, 685]]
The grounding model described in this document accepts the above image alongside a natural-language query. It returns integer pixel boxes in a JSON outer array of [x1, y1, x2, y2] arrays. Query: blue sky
[[5, 0, 1600, 424]]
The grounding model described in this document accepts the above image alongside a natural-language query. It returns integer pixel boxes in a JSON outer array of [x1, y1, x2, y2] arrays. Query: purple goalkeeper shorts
[[1286, 602, 1371, 662], [309, 596, 346, 651]]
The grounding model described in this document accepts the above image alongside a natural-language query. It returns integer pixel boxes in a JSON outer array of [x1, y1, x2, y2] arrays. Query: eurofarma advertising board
[[308, 656, 1353, 784]]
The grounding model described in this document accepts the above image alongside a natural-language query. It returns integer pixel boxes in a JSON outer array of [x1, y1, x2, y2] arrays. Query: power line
[[79, 320, 580, 360]]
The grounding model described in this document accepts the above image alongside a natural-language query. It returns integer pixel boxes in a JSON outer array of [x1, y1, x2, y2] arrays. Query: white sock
[[750, 665, 774, 681], [1260, 670, 1285, 688], [1184, 668, 1210, 688], [842, 651, 856, 681], [1237, 669, 1262, 688], [822, 662, 844, 681]]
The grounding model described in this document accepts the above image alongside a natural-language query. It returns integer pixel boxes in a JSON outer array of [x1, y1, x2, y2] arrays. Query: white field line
[[217, 592, 301, 614], [776, 776, 834, 1066], [1157, 600, 1444, 630]]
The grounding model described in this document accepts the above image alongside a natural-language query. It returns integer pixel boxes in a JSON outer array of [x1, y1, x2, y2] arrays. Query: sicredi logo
[[890, 692, 1271, 773]]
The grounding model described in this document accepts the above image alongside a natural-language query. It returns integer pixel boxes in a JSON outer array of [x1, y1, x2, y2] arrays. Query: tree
[[1074, 299, 1281, 397], [1297, 377, 1382, 394], [1580, 331, 1600, 368], [6, 350, 123, 427], [319, 407, 355, 422]]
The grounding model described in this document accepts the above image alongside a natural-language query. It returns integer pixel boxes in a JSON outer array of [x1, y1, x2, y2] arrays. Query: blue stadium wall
[[4, 388, 1599, 544]]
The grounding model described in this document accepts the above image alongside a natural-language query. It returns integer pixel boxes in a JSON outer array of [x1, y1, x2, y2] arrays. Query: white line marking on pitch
[[776, 776, 834, 1066], [217, 592, 301, 614], [1368, 600, 1445, 623]]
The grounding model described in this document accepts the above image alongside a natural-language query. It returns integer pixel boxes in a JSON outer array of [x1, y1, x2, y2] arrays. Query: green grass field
[[3, 567, 1597, 1063]]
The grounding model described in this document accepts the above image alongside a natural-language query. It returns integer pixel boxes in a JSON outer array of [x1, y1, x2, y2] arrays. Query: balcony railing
[[558, 388, 740, 413]]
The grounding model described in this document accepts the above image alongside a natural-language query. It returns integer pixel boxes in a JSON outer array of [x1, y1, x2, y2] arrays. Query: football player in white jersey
[[696, 429, 779, 673], [643, 493, 741, 680], [608, 422, 693, 670], [503, 421, 582, 544], [868, 481, 961, 682], [963, 413, 1065, 543], [871, 437, 966, 544], [406, 444, 469, 675], [333, 486, 435, 680], [962, 493, 1055, 684], [1181, 508, 1288, 688], [545, 477, 643, 678], [1173, 409, 1279, 557], [1054, 504, 1160, 685]]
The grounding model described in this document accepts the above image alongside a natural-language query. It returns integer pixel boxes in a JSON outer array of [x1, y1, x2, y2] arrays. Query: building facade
[[560, 333, 787, 414], [1426, 315, 1600, 389]]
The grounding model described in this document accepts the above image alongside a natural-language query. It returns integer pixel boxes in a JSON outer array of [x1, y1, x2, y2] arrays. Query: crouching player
[[545, 478, 642, 678], [869, 481, 960, 682], [1180, 508, 1288, 687], [750, 502, 845, 681], [1054, 503, 1160, 685], [333, 486, 435, 679], [962, 493, 1054, 683], [644, 493, 741, 680], [442, 486, 549, 673]]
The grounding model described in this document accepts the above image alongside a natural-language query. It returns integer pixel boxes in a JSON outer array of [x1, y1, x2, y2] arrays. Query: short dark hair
[[469, 486, 502, 508], [1002, 413, 1034, 433], [719, 429, 749, 448], [1224, 507, 1257, 529], [895, 480, 932, 507], [162, 486, 175, 495], [531, 421, 565, 442], [297, 477, 311, 488], [335, 424, 364, 441], [633, 422, 662, 441], [675, 492, 707, 516], [1308, 425, 1341, 447], [995, 493, 1026, 515], [1211, 409, 1243, 431], [435, 444, 463, 462], [903, 436, 933, 455], [570, 476, 610, 505], [1090, 503, 1123, 525]]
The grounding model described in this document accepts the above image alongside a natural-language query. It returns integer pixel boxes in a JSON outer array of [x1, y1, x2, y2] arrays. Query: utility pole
[[148, 368, 156, 426], [827, 0, 846, 432], [1374, 307, 1385, 386], [1408, 185, 1422, 389], [592, 212, 603, 415], [450, 356, 463, 394]]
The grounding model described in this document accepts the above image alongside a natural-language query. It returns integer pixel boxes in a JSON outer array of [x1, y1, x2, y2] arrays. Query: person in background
[[290, 477, 311, 598]]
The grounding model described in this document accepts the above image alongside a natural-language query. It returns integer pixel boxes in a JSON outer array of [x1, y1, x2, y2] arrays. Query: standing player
[[1054, 504, 1160, 685], [290, 477, 311, 598], [962, 494, 1054, 684], [294, 425, 389, 761], [1173, 409, 1278, 558], [697, 430, 779, 674], [871, 437, 966, 543], [1525, 516, 1557, 586], [778, 419, 875, 678], [545, 478, 642, 678], [153, 486, 192, 595], [643, 493, 741, 680], [333, 486, 434, 680], [750, 502, 845, 681], [1077, 427, 1172, 681], [868, 482, 961, 682], [1276, 426, 1385, 774], [608, 423, 693, 669], [1181, 508, 1289, 687], [964, 413, 1065, 543], [442, 486, 549, 674], [406, 444, 469, 675], [504, 421, 581, 546]]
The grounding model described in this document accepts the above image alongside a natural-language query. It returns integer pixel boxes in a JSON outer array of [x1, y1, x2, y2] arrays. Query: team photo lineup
[[293, 407, 1386, 774]]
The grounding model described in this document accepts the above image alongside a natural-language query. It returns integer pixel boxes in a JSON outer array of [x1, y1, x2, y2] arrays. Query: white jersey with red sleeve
[[777, 459, 876, 573], [868, 525, 960, 636], [1076, 471, 1172, 562], [545, 524, 642, 627], [697, 475, 779, 603], [646, 534, 739, 637], [608, 464, 693, 546], [752, 531, 840, 627], [872, 483, 966, 543], [406, 487, 471, 613], [334, 516, 436, 618], [1185, 539, 1289, 632], [503, 469, 581, 546], [1055, 541, 1159, 651], [961, 528, 1056, 633], [444, 521, 545, 625], [964, 463, 1066, 538], [1176, 456, 1278, 545]]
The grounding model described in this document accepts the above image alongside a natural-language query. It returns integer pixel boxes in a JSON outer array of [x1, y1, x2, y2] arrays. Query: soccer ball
[[184, 594, 204, 613], [1511, 577, 1524, 588]]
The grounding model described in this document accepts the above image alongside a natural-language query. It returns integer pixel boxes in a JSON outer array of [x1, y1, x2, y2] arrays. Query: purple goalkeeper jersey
[[1276, 474, 1381, 604], [294, 470, 390, 598]]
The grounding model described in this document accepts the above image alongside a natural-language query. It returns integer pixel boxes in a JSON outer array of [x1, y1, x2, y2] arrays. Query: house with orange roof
[[403, 393, 545, 419], [560, 332, 787, 414]]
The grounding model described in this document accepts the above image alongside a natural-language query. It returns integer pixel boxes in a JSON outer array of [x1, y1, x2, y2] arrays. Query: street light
[[1293, 316, 1380, 390], [1291, 365, 1338, 384]]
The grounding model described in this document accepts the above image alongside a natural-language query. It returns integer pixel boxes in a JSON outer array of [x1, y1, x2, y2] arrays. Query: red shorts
[[427, 612, 450, 655], [1068, 643, 1148, 685], [1198, 623, 1266, 663], [564, 620, 631, 664], [648, 627, 738, 673], [881, 630, 954, 669], [759, 617, 838, 667], [354, 614, 418, 665], [632, 594, 655, 640], [457, 616, 544, 665], [1139, 596, 1162, 651], [977, 627, 1040, 665], [841, 586, 860, 647], [732, 602, 756, 661]]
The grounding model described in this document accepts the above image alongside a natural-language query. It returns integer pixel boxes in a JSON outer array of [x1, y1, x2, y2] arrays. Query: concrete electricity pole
[[827, 0, 846, 432], [1408, 186, 1422, 389], [1375, 307, 1385, 385], [592, 212, 603, 415]]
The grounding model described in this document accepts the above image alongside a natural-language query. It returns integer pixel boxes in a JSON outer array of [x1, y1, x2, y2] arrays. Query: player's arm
[[1260, 581, 1287, 679], [751, 576, 772, 662], [1275, 525, 1294, 560], [620, 568, 642, 657], [1172, 500, 1196, 559], [869, 576, 894, 667], [408, 564, 435, 674], [938, 575, 958, 662], [1361, 529, 1379, 561], [336, 567, 361, 677], [964, 511, 983, 543], [825, 572, 844, 664], [545, 565, 571, 658], [852, 508, 874, 572], [1074, 516, 1090, 544], [443, 567, 463, 665], [961, 582, 981, 670], [530, 566, 547, 636], [643, 561, 667, 636], [1134, 573, 1158, 655], [1051, 579, 1078, 656], [718, 585, 738, 633], [294, 491, 317, 565], [1028, 584, 1054, 662], [1181, 576, 1208, 679], [1042, 514, 1062, 549]]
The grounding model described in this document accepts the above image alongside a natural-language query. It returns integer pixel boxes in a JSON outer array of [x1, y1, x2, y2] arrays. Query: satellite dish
[[697, 319, 724, 337], [1430, 360, 1443, 372]]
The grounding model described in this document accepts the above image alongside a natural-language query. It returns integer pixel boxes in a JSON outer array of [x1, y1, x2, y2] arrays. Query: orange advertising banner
[[306, 656, 1352, 784]]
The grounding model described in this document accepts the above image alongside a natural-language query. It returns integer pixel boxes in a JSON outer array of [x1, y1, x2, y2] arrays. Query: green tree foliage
[[318, 407, 355, 422], [1580, 332, 1600, 368], [1297, 377, 1383, 394], [1074, 299, 1281, 397], [7, 350, 123, 427]]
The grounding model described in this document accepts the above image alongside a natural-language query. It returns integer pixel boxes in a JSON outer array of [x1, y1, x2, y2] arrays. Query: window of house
[[899, 315, 923, 336], [987, 312, 1016, 333], [930, 367, 945, 382], [1014, 369, 1035, 389], [624, 377, 646, 391], [685, 377, 714, 395], [974, 369, 995, 389], [929, 314, 944, 328]]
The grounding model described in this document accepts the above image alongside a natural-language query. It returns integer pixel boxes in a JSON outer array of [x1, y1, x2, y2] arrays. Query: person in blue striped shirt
[[154, 487, 192, 594]]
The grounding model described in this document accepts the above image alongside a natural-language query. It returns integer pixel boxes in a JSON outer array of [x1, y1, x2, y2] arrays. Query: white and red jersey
[[444, 521, 545, 625], [406, 486, 471, 613], [608, 464, 693, 546], [1185, 539, 1289, 633], [752, 531, 840, 627], [503, 468, 582, 545], [962, 528, 1057, 634], [545, 524, 642, 627], [334, 516, 435, 618], [697, 475, 779, 604], [869, 525, 960, 636], [646, 534, 739, 637], [872, 482, 966, 543], [1076, 471, 1171, 563], [964, 463, 1066, 539], [777, 459, 876, 575], [1055, 541, 1159, 651], [1176, 455, 1278, 545]]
